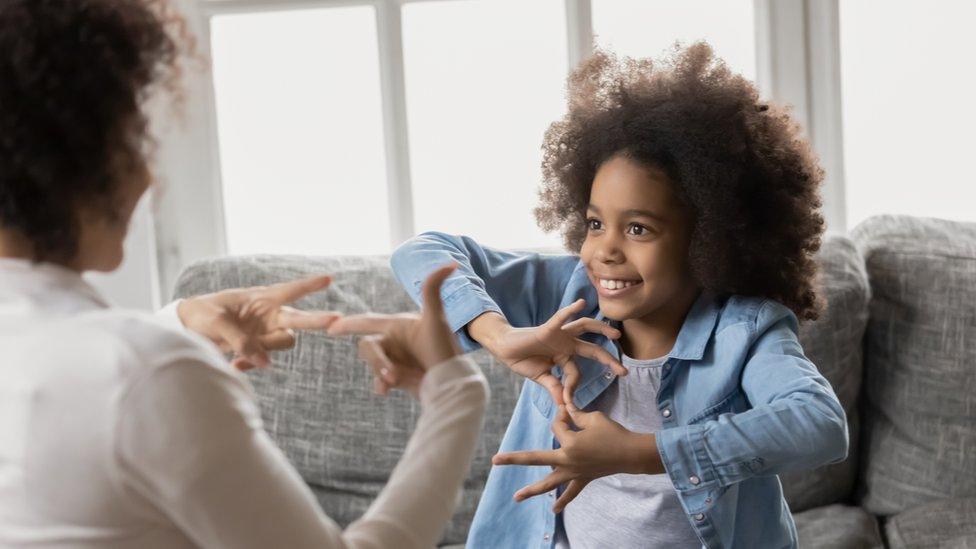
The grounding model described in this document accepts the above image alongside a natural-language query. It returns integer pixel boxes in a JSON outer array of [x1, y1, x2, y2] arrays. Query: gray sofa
[[173, 215, 976, 548]]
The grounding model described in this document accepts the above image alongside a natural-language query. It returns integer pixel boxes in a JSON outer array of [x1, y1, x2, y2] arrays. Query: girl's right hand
[[468, 299, 626, 405]]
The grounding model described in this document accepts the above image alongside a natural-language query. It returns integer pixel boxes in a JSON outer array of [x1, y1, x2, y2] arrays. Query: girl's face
[[579, 155, 697, 321]]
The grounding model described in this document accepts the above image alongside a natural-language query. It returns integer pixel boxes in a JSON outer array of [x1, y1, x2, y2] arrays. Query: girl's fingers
[[493, 449, 564, 467], [546, 299, 587, 328], [561, 359, 581, 408], [551, 405, 576, 441], [561, 318, 621, 340], [553, 479, 588, 513], [514, 470, 574, 502], [574, 340, 627, 376], [535, 372, 566, 406]]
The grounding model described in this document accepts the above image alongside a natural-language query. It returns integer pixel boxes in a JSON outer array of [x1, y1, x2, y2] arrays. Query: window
[[210, 6, 390, 255], [402, 0, 568, 248], [202, 0, 767, 259], [591, 0, 756, 79], [840, 0, 976, 226]]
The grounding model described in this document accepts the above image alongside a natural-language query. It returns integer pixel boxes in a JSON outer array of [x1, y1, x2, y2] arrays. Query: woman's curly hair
[[0, 0, 189, 262], [536, 43, 825, 320]]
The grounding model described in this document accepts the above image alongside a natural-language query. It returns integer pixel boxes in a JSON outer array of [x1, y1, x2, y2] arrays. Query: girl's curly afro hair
[[536, 43, 825, 320]]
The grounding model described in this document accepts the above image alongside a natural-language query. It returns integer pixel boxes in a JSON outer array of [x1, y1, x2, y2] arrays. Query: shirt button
[[548, 491, 555, 498], [604, 371, 614, 380], [662, 408, 672, 418], [689, 475, 701, 485], [695, 513, 705, 522], [544, 533, 551, 541], [663, 363, 672, 372]]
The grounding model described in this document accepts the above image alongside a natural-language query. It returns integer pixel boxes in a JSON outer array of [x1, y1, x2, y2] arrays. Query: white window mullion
[[754, 0, 846, 233], [376, 0, 416, 247], [565, 0, 593, 71]]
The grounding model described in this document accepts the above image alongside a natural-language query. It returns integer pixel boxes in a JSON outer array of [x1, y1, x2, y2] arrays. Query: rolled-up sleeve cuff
[[657, 423, 720, 496], [440, 282, 503, 353]]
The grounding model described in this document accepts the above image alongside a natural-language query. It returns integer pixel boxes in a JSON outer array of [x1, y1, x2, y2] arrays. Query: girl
[[390, 43, 847, 548]]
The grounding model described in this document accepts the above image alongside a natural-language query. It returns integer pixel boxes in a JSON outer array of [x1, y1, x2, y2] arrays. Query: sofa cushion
[[852, 215, 976, 516], [793, 504, 883, 548], [173, 255, 524, 546], [780, 235, 871, 512], [885, 498, 976, 548]]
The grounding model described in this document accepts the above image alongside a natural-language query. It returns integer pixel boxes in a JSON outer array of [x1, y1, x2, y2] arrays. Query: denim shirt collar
[[594, 291, 722, 362]]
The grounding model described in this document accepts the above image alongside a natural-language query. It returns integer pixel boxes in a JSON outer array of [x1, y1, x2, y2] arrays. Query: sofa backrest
[[852, 215, 976, 516], [172, 236, 870, 542]]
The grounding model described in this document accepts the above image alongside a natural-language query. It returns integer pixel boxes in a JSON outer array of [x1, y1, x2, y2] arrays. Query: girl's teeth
[[600, 279, 637, 290]]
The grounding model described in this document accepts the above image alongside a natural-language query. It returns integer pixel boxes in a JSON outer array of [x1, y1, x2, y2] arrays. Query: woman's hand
[[492, 405, 664, 513], [176, 276, 340, 370], [326, 263, 461, 399], [468, 299, 625, 405]]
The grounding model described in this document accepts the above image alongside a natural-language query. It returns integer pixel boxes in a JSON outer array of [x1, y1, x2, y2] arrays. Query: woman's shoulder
[[76, 308, 234, 380]]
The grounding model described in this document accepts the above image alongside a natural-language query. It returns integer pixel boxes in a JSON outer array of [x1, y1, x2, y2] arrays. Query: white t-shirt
[[0, 258, 488, 549]]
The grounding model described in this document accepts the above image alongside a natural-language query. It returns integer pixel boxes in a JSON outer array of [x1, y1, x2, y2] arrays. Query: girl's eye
[[627, 223, 650, 236], [586, 218, 603, 231]]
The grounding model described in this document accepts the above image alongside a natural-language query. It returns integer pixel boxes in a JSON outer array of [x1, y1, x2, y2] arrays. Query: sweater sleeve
[[115, 355, 488, 549]]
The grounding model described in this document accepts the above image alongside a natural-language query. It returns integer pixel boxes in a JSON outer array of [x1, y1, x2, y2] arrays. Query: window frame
[[153, 0, 843, 303]]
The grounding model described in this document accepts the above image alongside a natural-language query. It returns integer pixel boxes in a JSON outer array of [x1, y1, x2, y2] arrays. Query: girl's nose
[[595, 234, 624, 264]]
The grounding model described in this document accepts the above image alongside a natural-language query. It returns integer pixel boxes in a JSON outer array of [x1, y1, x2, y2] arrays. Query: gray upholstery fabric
[[173, 255, 524, 546], [172, 237, 870, 544], [793, 504, 883, 548], [886, 498, 976, 548], [781, 235, 871, 512], [851, 216, 976, 517]]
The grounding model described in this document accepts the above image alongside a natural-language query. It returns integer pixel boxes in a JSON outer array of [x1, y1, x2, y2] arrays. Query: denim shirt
[[391, 232, 849, 549]]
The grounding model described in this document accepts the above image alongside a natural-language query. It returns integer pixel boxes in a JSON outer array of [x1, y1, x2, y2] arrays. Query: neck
[[620, 284, 700, 359], [0, 229, 78, 271], [0, 230, 35, 261]]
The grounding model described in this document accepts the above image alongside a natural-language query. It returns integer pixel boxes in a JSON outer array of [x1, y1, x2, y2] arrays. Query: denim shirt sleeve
[[656, 300, 849, 497], [389, 231, 580, 351]]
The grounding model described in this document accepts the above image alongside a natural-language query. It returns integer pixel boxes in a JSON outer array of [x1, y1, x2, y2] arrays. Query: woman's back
[[0, 258, 250, 548]]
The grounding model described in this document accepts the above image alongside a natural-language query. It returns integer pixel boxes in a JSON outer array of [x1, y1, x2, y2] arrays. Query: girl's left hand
[[491, 405, 665, 513]]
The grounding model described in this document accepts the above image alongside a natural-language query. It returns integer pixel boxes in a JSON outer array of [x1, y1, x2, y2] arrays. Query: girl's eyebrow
[[588, 203, 666, 222]]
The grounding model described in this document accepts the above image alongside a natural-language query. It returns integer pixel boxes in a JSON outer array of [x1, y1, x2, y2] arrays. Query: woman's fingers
[[420, 263, 457, 320], [211, 313, 269, 368], [553, 479, 588, 513], [328, 313, 399, 336], [264, 275, 332, 305], [574, 339, 627, 376], [276, 307, 341, 330], [513, 469, 574, 502], [561, 317, 620, 340], [259, 328, 296, 351]]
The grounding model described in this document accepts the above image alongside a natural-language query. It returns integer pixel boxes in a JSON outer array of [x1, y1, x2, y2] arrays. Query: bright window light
[[403, 0, 568, 249], [210, 7, 390, 256], [840, 0, 976, 227], [591, 0, 757, 80]]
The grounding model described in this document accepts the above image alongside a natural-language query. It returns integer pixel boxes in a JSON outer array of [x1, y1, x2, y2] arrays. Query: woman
[[0, 1, 488, 547]]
